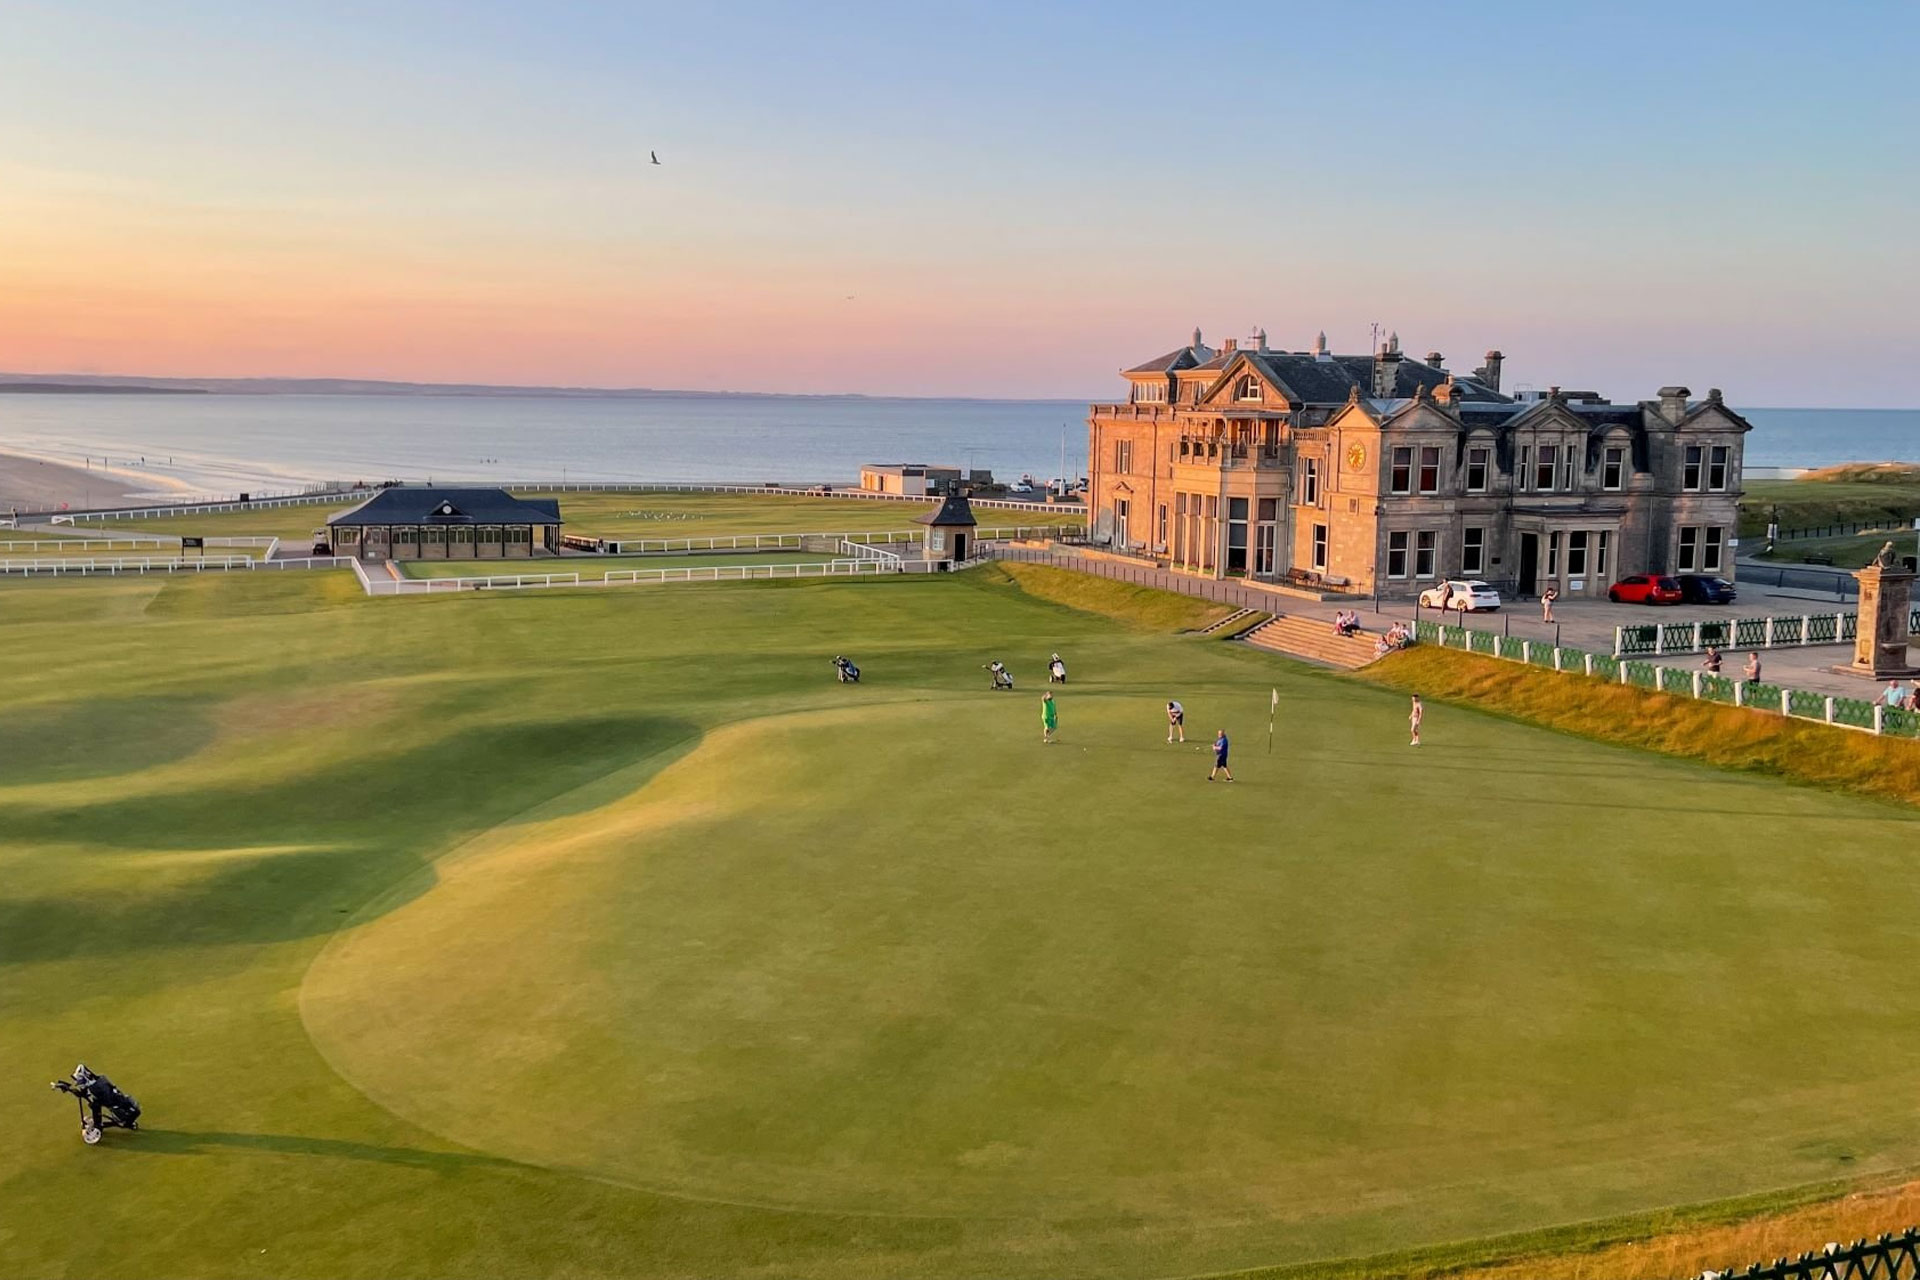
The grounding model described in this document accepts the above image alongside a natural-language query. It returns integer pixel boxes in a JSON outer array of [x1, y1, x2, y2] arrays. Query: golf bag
[[987, 662, 1014, 691], [1048, 656, 1066, 684], [52, 1065, 139, 1145], [832, 655, 861, 684]]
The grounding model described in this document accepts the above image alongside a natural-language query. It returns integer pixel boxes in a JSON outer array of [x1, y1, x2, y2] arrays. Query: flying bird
[[650, 150, 661, 165]]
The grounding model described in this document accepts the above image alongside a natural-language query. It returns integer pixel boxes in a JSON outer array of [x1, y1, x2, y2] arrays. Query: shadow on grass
[[0, 715, 702, 965], [119, 1128, 528, 1174]]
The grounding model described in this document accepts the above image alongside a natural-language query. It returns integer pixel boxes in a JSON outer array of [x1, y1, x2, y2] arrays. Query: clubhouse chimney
[[1474, 349, 1504, 392], [1372, 332, 1403, 398], [1658, 385, 1692, 424]]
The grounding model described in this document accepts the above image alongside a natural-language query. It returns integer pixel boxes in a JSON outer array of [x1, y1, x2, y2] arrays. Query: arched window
[[1237, 375, 1262, 401]]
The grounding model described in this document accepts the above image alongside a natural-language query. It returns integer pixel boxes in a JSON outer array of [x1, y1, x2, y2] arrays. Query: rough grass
[[1742, 475, 1920, 537], [1361, 646, 1920, 809], [1753, 528, 1912, 569], [991, 560, 1235, 630]]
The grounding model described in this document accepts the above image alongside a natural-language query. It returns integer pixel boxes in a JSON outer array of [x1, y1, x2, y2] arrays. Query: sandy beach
[[0, 451, 152, 514]]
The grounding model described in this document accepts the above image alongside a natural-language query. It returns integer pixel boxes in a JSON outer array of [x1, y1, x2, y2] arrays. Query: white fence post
[[1825, 696, 1836, 724], [1734, 681, 1745, 707], [1655, 627, 1665, 656], [1692, 670, 1703, 699], [1780, 688, 1791, 715], [1552, 647, 1562, 671], [1875, 704, 1886, 735], [1690, 621, 1700, 651], [1583, 653, 1595, 677], [1765, 617, 1775, 647], [1522, 640, 1532, 663], [1619, 662, 1630, 686], [1613, 626, 1623, 657]]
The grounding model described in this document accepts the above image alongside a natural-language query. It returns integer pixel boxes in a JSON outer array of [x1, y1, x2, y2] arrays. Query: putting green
[[9, 568, 1920, 1279]]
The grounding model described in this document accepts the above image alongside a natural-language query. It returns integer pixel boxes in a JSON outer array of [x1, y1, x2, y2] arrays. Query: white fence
[[573, 524, 1079, 555], [839, 539, 908, 564], [351, 556, 918, 596], [0, 555, 265, 575]]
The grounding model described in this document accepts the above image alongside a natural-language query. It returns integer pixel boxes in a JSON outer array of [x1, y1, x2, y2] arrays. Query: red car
[[1608, 574, 1684, 605]]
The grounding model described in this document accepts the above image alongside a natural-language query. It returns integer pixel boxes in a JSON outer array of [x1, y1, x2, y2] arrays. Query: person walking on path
[[1409, 694, 1424, 747], [1886, 680, 1908, 709], [1540, 585, 1559, 624], [1166, 699, 1186, 743], [1703, 645, 1722, 675], [1041, 691, 1058, 744], [1744, 651, 1763, 686], [1208, 729, 1233, 781]]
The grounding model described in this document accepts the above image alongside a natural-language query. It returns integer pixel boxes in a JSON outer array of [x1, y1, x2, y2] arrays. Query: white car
[[1419, 579, 1502, 612]]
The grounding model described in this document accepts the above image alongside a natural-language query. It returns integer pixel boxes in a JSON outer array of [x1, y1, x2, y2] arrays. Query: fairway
[[6, 568, 1920, 1278]]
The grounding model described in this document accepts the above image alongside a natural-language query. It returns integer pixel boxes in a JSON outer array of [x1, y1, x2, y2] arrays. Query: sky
[[0, 1, 1915, 404]]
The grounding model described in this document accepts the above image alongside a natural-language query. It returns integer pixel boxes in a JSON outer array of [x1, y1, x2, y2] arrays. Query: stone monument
[[1850, 541, 1920, 679]]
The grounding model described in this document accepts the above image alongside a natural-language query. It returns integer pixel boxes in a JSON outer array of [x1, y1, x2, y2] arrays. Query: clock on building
[[1346, 443, 1367, 471]]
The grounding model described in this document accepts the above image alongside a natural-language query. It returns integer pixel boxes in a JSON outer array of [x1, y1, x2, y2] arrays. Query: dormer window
[[1237, 376, 1261, 401]]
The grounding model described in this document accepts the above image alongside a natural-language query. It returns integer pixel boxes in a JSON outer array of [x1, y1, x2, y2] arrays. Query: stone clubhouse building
[[1087, 329, 1751, 600], [327, 487, 562, 561]]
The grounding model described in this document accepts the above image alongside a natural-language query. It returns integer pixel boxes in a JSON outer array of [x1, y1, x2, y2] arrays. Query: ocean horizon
[[0, 391, 1914, 499]]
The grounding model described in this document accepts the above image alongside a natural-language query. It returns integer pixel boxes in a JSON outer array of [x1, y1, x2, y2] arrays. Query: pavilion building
[[326, 487, 562, 562]]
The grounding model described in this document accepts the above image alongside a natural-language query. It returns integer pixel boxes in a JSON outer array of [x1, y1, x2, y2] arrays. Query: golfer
[[1541, 585, 1558, 623], [1409, 694, 1423, 747], [1041, 691, 1057, 743], [1208, 728, 1233, 781], [1166, 699, 1186, 743]]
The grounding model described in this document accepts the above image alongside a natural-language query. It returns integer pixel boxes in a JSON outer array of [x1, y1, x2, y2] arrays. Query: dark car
[[1608, 574, 1684, 605], [1677, 574, 1737, 604]]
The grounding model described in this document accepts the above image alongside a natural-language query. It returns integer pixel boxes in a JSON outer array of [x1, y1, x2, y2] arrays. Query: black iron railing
[[1691, 1227, 1920, 1278]]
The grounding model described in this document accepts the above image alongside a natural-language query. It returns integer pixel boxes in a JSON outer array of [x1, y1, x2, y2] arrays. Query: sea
[[0, 393, 1914, 500]]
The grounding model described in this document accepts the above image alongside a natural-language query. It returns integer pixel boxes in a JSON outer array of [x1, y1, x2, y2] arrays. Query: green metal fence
[[1690, 1226, 1920, 1279], [1621, 610, 1867, 656]]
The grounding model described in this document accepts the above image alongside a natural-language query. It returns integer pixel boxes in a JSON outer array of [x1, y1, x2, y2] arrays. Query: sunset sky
[[2, 1, 1915, 403]]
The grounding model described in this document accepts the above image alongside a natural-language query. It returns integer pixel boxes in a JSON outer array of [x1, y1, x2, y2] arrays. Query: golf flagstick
[[1268, 687, 1277, 754]]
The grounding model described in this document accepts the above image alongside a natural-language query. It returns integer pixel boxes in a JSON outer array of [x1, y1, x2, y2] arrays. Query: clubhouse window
[[1390, 447, 1413, 494], [1301, 456, 1320, 506], [1157, 503, 1168, 547], [1596, 530, 1610, 578], [1704, 525, 1725, 572], [1683, 445, 1703, 491], [1603, 446, 1625, 491], [1312, 523, 1328, 572], [1415, 530, 1437, 579], [1546, 530, 1560, 577], [1462, 526, 1485, 575], [1238, 376, 1261, 401], [1567, 530, 1589, 577], [1115, 440, 1133, 474], [1709, 445, 1730, 491], [1678, 525, 1699, 571], [1387, 530, 1409, 579], [1517, 445, 1532, 491], [1535, 444, 1558, 492], [1419, 446, 1440, 494], [1466, 446, 1489, 493]]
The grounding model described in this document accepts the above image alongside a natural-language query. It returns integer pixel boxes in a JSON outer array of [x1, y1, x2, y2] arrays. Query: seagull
[[650, 150, 661, 165]]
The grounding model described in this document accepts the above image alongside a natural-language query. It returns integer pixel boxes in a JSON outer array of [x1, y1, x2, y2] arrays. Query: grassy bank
[[1360, 646, 1920, 808], [1741, 464, 1920, 537]]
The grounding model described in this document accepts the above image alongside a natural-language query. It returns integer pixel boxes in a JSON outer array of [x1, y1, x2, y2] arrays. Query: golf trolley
[[51, 1066, 139, 1145], [832, 655, 861, 683], [986, 661, 1014, 691]]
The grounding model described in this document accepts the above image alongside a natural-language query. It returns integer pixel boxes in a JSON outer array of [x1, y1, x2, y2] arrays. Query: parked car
[[1676, 574, 1737, 604], [1608, 574, 1684, 605], [1418, 579, 1503, 612]]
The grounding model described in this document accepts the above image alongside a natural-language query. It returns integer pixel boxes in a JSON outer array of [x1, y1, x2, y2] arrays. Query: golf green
[[5, 568, 1920, 1279]]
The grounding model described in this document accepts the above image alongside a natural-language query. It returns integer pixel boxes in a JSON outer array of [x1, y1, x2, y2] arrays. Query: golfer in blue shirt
[[1208, 729, 1233, 782]]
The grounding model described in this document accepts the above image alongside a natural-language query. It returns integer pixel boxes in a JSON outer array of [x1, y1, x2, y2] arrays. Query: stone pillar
[[1851, 543, 1920, 678]]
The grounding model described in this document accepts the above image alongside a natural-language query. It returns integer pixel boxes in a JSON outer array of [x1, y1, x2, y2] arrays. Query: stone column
[[1851, 543, 1920, 678]]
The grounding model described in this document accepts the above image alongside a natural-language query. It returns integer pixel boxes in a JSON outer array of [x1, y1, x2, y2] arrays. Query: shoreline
[[0, 450, 193, 514]]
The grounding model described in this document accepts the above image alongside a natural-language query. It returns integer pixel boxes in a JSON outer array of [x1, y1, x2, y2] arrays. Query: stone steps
[[1242, 616, 1381, 669]]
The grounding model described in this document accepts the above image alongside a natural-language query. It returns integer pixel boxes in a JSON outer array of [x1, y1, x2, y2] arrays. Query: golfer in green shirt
[[1041, 691, 1057, 744]]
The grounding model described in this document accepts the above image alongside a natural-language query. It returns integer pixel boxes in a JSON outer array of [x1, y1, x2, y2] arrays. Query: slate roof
[[1176, 349, 1512, 407], [1125, 344, 1213, 374], [327, 487, 564, 527], [914, 492, 977, 527]]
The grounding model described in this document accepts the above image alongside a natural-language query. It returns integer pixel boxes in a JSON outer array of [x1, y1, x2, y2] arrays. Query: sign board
[[181, 536, 205, 549]]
